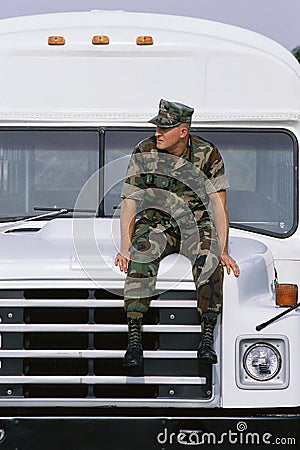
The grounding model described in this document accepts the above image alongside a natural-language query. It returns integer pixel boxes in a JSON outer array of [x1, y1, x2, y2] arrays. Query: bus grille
[[0, 289, 213, 407]]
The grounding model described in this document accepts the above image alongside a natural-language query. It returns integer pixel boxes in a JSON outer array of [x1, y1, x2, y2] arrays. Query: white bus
[[0, 10, 298, 449]]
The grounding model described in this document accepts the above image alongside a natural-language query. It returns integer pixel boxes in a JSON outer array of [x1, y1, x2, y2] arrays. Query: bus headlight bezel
[[236, 336, 289, 389]]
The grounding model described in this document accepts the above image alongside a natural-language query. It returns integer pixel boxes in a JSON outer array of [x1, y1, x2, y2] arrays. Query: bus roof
[[0, 10, 299, 123]]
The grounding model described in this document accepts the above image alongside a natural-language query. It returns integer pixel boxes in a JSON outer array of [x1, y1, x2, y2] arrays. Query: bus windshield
[[0, 127, 296, 238]]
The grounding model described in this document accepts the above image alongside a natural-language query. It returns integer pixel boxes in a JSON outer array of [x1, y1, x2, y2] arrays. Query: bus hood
[[0, 218, 274, 294]]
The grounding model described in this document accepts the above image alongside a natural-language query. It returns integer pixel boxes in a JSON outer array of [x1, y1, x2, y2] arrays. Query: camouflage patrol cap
[[148, 99, 194, 128]]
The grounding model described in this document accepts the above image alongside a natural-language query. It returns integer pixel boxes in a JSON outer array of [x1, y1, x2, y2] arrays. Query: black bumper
[[0, 412, 299, 449]]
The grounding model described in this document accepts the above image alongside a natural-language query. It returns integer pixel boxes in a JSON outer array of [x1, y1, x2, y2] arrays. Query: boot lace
[[128, 318, 142, 350], [202, 320, 215, 348]]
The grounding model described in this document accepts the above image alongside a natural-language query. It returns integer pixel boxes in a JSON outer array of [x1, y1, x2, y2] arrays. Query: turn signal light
[[48, 36, 65, 46], [136, 36, 153, 45], [92, 35, 110, 45], [275, 283, 298, 307]]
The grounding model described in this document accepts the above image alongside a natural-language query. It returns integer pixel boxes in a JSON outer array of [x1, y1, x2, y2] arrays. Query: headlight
[[243, 342, 281, 381], [237, 337, 289, 389]]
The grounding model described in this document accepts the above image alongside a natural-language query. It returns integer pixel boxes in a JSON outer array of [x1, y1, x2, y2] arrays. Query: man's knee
[[124, 299, 149, 314]]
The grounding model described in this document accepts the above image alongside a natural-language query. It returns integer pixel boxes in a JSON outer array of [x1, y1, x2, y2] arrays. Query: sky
[[0, 0, 299, 51]]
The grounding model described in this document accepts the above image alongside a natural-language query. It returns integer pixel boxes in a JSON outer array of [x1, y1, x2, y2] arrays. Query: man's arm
[[114, 198, 137, 273], [209, 190, 240, 276]]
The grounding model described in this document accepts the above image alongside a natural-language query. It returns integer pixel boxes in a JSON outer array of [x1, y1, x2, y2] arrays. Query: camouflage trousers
[[124, 218, 223, 315]]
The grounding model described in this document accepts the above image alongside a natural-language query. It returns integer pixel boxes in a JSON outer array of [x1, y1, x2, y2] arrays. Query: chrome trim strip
[[0, 300, 197, 307], [0, 324, 201, 332], [0, 375, 206, 384], [0, 111, 298, 122], [0, 350, 197, 358]]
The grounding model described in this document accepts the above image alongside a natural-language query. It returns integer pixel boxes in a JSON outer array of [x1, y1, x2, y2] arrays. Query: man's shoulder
[[190, 134, 216, 150], [134, 135, 156, 153], [190, 134, 223, 169]]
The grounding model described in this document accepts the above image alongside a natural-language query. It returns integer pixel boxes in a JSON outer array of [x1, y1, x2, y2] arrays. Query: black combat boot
[[123, 312, 143, 367], [197, 314, 218, 364]]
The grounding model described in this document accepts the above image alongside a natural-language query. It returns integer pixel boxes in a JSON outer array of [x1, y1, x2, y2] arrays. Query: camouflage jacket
[[121, 135, 229, 229]]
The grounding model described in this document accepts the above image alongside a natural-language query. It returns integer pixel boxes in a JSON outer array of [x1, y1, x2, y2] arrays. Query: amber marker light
[[92, 35, 110, 45], [275, 283, 298, 307], [136, 36, 154, 45], [48, 36, 65, 46]]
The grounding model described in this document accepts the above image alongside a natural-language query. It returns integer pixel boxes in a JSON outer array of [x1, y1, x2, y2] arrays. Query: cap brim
[[148, 115, 181, 128]]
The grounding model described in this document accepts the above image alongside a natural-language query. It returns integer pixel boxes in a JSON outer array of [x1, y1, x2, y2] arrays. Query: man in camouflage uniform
[[115, 99, 240, 366]]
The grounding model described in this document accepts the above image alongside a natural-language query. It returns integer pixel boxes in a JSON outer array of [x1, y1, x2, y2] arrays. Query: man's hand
[[221, 252, 240, 276], [114, 250, 130, 273]]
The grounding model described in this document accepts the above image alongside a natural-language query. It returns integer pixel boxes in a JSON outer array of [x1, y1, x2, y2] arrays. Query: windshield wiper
[[0, 207, 97, 225], [256, 302, 300, 331], [0, 208, 70, 227], [0, 209, 69, 223], [34, 206, 96, 216]]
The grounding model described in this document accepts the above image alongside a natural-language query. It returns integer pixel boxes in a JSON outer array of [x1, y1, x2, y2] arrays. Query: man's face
[[155, 125, 183, 152]]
